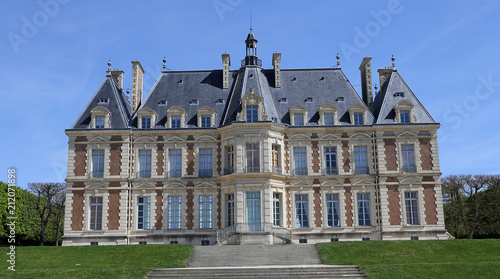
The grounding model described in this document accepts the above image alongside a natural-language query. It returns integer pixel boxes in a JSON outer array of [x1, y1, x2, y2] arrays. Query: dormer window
[[90, 106, 111, 129], [158, 100, 167, 106], [348, 103, 368, 125], [97, 98, 109, 105], [294, 113, 304, 126], [289, 104, 308, 126], [394, 100, 415, 124], [197, 106, 216, 128], [305, 97, 313, 103], [216, 99, 225, 105], [247, 105, 258, 123], [318, 103, 338, 126], [324, 113, 334, 125], [279, 98, 288, 103], [137, 107, 157, 129], [236, 88, 267, 122], [394, 92, 405, 98], [336, 97, 345, 102], [190, 99, 199, 105], [166, 106, 186, 128]]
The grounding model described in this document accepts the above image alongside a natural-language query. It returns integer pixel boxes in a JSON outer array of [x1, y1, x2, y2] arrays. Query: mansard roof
[[71, 75, 131, 129], [373, 70, 435, 124]]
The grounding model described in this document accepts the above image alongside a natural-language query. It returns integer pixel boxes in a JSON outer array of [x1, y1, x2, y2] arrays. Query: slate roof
[[71, 75, 131, 129], [373, 70, 435, 124]]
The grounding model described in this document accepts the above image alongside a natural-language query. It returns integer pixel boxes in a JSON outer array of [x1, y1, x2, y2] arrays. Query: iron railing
[[355, 167, 369, 174], [402, 165, 417, 173], [324, 167, 338, 175]]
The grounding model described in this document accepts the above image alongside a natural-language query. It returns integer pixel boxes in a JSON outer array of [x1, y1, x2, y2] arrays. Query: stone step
[[147, 265, 366, 279]]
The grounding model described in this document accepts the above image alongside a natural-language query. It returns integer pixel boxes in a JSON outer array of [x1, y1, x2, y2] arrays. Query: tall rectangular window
[[95, 116, 105, 128], [402, 144, 416, 173], [246, 143, 259, 172], [354, 146, 368, 174], [295, 194, 309, 228], [273, 192, 281, 226], [199, 149, 212, 177], [326, 194, 340, 227], [400, 111, 410, 123], [225, 146, 234, 174], [142, 117, 151, 129], [294, 113, 304, 126], [354, 112, 364, 125], [201, 115, 211, 128], [169, 149, 182, 177], [138, 150, 152, 178], [168, 196, 182, 230], [92, 150, 104, 178], [247, 192, 261, 231], [199, 195, 212, 229], [357, 193, 371, 226], [227, 194, 234, 227], [272, 145, 281, 174], [324, 147, 338, 175], [294, 147, 307, 175], [405, 192, 419, 225], [324, 113, 334, 126], [137, 196, 151, 230], [89, 197, 103, 230], [247, 105, 258, 123], [171, 116, 181, 128]]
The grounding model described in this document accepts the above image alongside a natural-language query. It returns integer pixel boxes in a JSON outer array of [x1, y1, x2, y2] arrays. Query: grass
[[317, 239, 500, 279], [0, 244, 192, 279]]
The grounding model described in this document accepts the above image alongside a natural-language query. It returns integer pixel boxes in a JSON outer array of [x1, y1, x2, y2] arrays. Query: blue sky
[[1, 0, 499, 188]]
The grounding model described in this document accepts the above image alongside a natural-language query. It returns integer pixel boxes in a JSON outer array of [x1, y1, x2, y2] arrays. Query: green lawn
[[0, 244, 192, 279], [317, 239, 500, 279]]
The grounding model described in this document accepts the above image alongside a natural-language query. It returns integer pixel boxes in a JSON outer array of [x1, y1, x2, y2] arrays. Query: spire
[[244, 27, 261, 66]]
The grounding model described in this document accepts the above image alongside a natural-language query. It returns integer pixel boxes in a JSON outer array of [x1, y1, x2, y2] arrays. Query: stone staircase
[[147, 245, 366, 278]]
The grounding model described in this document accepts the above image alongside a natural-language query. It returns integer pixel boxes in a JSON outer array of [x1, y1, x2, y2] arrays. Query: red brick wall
[[186, 143, 194, 175], [284, 141, 290, 173], [73, 182, 85, 188], [285, 187, 291, 227], [107, 190, 120, 230], [387, 185, 401, 225], [71, 191, 84, 231], [156, 144, 164, 176], [384, 139, 398, 171], [311, 141, 320, 173], [109, 181, 121, 187], [216, 138, 222, 173], [186, 189, 194, 229], [341, 141, 350, 172], [313, 187, 322, 227], [423, 185, 438, 225], [419, 138, 433, 170], [109, 143, 122, 175], [344, 187, 353, 227], [74, 144, 87, 176], [155, 190, 163, 230]]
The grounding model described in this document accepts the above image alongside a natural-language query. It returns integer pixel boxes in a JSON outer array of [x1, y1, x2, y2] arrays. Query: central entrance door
[[247, 192, 261, 231]]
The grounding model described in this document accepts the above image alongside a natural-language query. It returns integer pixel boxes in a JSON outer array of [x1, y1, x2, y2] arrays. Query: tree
[[27, 183, 65, 246]]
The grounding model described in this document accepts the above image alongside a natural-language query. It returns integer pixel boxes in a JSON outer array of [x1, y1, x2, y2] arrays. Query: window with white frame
[[357, 193, 371, 226], [171, 116, 181, 128], [246, 143, 260, 172], [405, 191, 419, 225], [95, 116, 105, 129], [318, 103, 338, 126], [400, 110, 410, 124], [272, 145, 281, 174], [225, 145, 234, 175], [168, 196, 182, 230], [324, 147, 338, 175], [354, 113, 364, 125], [348, 103, 367, 125], [394, 100, 414, 124], [294, 113, 304, 126], [137, 196, 151, 230], [402, 144, 416, 173], [324, 113, 334, 125], [326, 194, 340, 227], [141, 116, 151, 129], [273, 192, 281, 226], [199, 195, 212, 229], [137, 107, 157, 129], [295, 194, 309, 228], [289, 104, 308, 126], [166, 106, 186, 128], [247, 105, 258, 123], [92, 149, 104, 178], [197, 106, 216, 128], [199, 149, 212, 177], [90, 106, 111, 129], [294, 147, 307, 175], [89, 197, 103, 230], [138, 150, 152, 178], [201, 115, 211, 128], [354, 146, 368, 174], [227, 194, 234, 227], [169, 149, 182, 177]]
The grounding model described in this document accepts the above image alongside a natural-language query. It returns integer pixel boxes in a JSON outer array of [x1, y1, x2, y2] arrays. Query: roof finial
[[126, 88, 130, 99], [336, 53, 341, 67], [374, 84, 378, 94], [250, 12, 253, 32], [107, 60, 111, 73], [162, 56, 167, 71], [391, 54, 396, 69]]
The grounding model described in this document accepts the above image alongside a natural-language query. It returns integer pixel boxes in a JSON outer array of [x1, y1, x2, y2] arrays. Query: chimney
[[272, 52, 281, 88], [221, 53, 231, 89], [377, 67, 393, 88], [131, 60, 145, 114], [359, 57, 373, 112], [110, 69, 124, 90]]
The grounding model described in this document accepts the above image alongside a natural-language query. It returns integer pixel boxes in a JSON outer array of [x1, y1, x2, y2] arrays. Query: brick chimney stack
[[377, 67, 393, 88], [110, 69, 124, 90], [272, 52, 281, 88], [131, 60, 145, 114], [359, 57, 373, 112], [222, 53, 231, 89]]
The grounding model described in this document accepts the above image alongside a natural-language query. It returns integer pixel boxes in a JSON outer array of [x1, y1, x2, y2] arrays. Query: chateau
[[63, 30, 446, 246]]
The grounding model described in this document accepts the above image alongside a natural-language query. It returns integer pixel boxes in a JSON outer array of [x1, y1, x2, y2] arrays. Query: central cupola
[[244, 28, 262, 66]]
